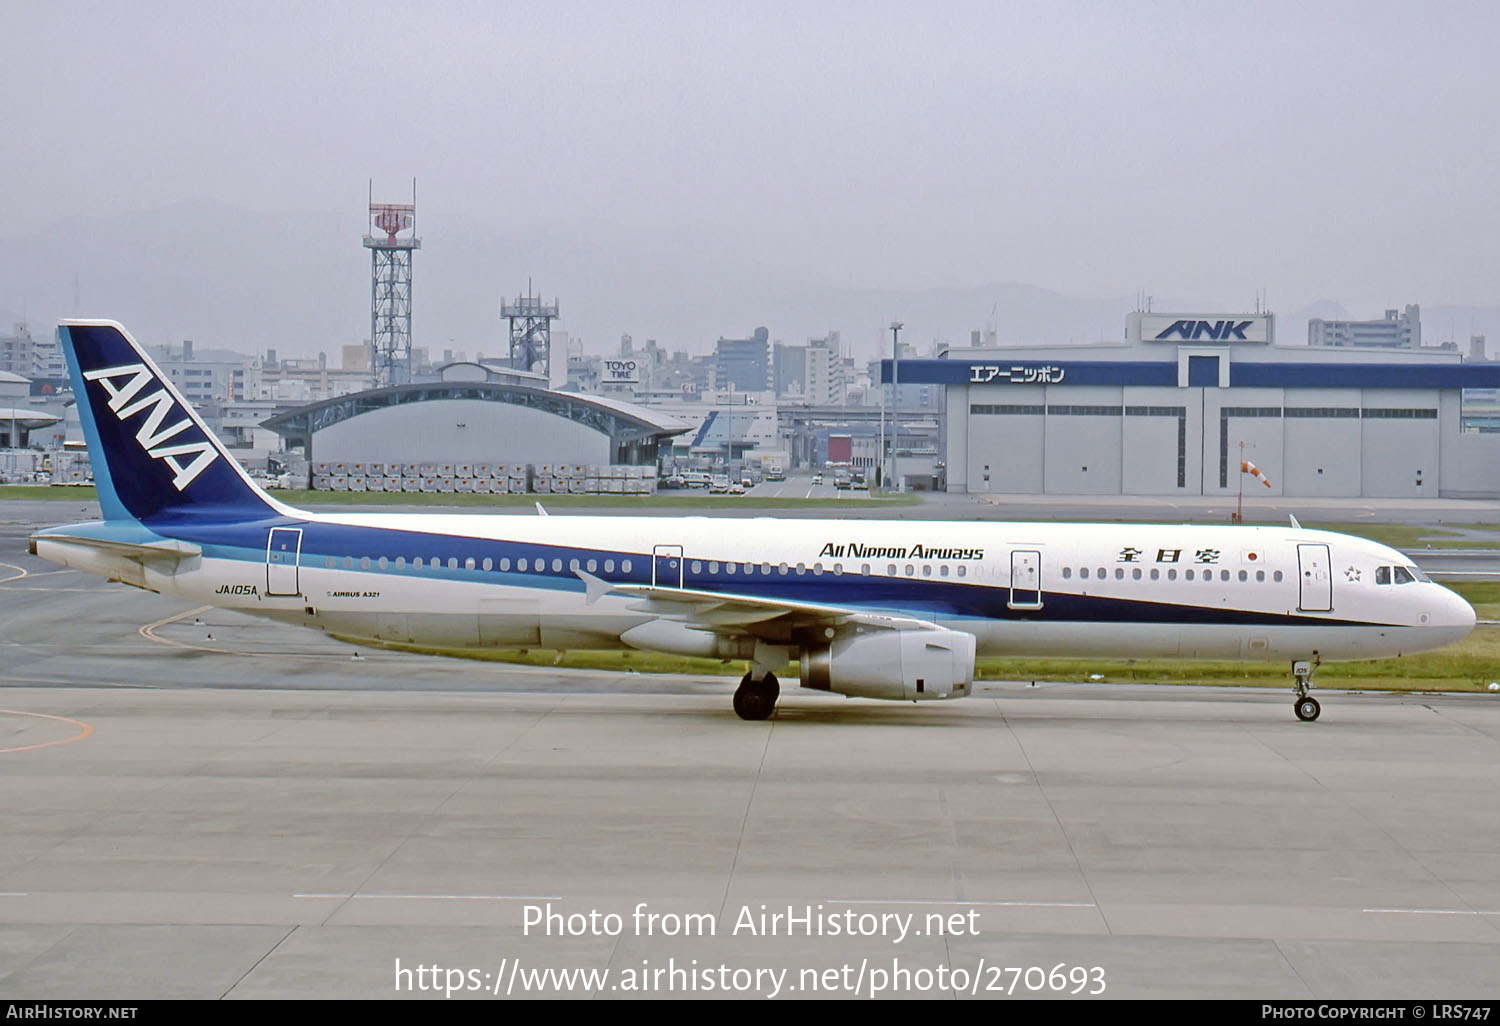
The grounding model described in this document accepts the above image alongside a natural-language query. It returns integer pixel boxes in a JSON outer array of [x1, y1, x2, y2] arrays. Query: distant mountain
[[2, 203, 1494, 361], [1281, 299, 1500, 351]]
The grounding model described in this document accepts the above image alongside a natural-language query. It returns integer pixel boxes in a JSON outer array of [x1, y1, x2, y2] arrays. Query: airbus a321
[[31, 321, 1476, 721]]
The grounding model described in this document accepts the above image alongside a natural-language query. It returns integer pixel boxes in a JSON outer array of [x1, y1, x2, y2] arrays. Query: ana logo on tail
[[82, 363, 220, 490]]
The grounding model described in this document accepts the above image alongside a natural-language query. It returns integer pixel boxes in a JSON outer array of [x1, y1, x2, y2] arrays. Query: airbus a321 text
[[31, 321, 1476, 721]]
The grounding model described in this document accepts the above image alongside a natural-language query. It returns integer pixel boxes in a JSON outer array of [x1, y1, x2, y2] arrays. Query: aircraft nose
[[1440, 586, 1477, 634]]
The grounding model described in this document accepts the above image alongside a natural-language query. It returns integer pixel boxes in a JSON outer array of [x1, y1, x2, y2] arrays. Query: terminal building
[[887, 311, 1500, 499]]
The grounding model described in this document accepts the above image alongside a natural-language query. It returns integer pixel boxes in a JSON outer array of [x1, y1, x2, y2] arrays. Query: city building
[[713, 328, 770, 393], [1308, 305, 1421, 349]]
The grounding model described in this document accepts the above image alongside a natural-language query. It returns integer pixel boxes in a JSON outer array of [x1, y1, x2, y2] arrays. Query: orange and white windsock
[[1241, 460, 1272, 488]]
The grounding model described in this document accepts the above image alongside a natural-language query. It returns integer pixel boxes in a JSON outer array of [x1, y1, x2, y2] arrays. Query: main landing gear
[[732, 643, 790, 721], [733, 671, 780, 721], [1291, 658, 1321, 721]]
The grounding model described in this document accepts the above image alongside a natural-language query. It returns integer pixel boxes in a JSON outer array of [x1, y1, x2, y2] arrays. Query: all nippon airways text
[[523, 902, 980, 944]]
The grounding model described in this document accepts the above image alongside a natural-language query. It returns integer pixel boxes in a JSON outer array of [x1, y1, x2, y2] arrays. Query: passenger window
[[552, 559, 562, 573], [448, 557, 458, 570], [887, 563, 897, 576], [813, 563, 824, 576], [1220, 570, 1230, 582], [465, 557, 475, 570], [1062, 567, 1072, 579], [833, 563, 843, 576], [1132, 568, 1142, 580], [569, 559, 579, 572], [604, 559, 615, 573], [518, 558, 528, 571], [1150, 568, 1159, 580], [921, 565, 932, 577], [325, 557, 335, 569], [1238, 570, 1247, 582], [622, 560, 633, 574], [726, 562, 736, 575], [360, 557, 371, 570], [779, 563, 790, 576], [500, 558, 511, 571], [1080, 567, 1090, 579], [710, 561, 720, 574], [587, 559, 597, 573], [940, 565, 949, 577], [862, 564, 871, 576], [957, 566, 966, 578], [1114, 568, 1124, 580], [1168, 569, 1177, 581], [1273, 570, 1283, 582], [691, 560, 702, 574], [1256, 570, 1264, 582], [1186, 569, 1195, 581], [396, 557, 407, 569], [344, 557, 354, 570], [378, 556, 388, 570], [796, 563, 806, 576]]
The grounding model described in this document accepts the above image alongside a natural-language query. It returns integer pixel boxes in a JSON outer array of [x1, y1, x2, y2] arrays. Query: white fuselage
[[39, 512, 1475, 666]]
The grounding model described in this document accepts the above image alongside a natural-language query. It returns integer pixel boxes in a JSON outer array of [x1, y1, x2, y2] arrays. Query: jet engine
[[800, 628, 976, 701]]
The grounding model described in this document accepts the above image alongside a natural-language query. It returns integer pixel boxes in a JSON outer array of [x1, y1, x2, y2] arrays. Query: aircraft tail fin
[[59, 320, 284, 523]]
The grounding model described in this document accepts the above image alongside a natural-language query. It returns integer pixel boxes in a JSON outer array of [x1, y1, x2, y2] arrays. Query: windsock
[[1241, 460, 1272, 488]]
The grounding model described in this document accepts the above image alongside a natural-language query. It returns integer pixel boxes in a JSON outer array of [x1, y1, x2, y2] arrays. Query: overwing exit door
[[653, 544, 683, 588]]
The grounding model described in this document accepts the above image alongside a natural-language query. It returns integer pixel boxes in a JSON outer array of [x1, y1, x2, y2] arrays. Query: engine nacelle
[[800, 628, 976, 701]]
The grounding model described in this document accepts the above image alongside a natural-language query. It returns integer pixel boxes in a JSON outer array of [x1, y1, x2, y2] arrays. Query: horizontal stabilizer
[[31, 532, 202, 565]]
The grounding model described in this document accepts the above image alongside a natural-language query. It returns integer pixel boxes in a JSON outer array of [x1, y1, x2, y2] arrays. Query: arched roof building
[[261, 381, 690, 469]]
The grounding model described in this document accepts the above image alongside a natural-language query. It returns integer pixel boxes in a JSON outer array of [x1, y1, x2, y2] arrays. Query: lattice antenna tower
[[501, 278, 559, 379], [363, 180, 421, 388]]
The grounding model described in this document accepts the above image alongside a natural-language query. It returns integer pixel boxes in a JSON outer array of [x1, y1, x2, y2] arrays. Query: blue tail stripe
[[60, 325, 129, 522]]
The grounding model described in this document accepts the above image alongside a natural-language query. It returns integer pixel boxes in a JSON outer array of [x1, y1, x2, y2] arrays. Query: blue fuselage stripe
[[165, 515, 1394, 629]]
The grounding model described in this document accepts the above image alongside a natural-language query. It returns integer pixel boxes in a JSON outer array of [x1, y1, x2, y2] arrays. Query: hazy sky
[[6, 0, 1499, 350]]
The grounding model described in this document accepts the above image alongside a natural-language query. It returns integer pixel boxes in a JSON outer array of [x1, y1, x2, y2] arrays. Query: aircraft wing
[[576, 569, 941, 640]]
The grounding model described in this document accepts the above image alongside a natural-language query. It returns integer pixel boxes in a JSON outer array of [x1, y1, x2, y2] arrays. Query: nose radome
[[1442, 587, 1477, 632], [1452, 588, 1476, 630]]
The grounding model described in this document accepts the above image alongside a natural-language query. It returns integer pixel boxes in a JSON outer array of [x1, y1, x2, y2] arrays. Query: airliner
[[30, 321, 1476, 721]]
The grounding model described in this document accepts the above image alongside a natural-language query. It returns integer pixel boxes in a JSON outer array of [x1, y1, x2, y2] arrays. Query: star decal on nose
[[1344, 566, 1362, 582]]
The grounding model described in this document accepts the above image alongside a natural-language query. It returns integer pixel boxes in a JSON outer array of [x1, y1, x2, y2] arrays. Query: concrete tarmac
[[1, 507, 1498, 999]]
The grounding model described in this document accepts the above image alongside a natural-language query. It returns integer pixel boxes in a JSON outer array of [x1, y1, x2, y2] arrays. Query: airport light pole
[[887, 321, 902, 493]]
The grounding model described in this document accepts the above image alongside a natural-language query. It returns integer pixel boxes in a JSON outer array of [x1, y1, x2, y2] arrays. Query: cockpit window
[[1407, 565, 1430, 583], [1392, 566, 1415, 585], [1375, 566, 1391, 585]]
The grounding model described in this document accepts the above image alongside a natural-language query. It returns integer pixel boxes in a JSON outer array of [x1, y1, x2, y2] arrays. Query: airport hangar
[[889, 312, 1500, 499], [261, 364, 691, 480]]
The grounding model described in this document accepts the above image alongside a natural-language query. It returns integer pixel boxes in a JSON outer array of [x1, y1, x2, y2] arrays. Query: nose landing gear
[[1291, 657, 1321, 721]]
